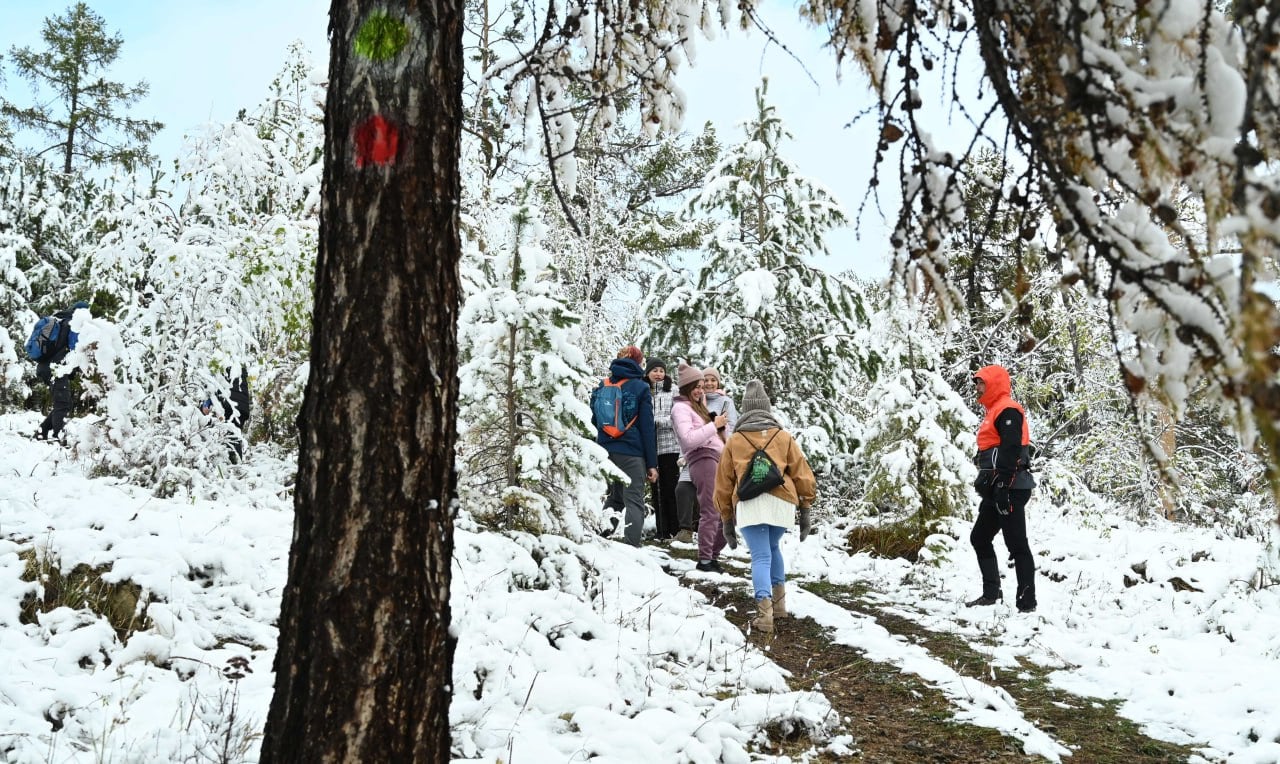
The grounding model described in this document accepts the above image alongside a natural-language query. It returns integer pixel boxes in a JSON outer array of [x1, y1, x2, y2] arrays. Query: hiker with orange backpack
[[590, 345, 657, 547]]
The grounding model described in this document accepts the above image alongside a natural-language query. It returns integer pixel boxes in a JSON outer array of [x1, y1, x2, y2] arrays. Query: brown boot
[[772, 584, 788, 619], [751, 597, 774, 634]]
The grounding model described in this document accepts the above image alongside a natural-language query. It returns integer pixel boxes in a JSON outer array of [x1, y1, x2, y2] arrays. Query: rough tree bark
[[260, 1, 462, 761]]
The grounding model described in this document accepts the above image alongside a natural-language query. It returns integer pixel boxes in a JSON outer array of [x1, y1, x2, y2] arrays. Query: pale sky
[[0, 0, 894, 277]]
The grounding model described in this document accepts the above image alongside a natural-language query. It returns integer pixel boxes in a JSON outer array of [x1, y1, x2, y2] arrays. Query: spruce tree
[[457, 187, 607, 538], [646, 80, 876, 464], [854, 296, 977, 532], [3, 2, 162, 173]]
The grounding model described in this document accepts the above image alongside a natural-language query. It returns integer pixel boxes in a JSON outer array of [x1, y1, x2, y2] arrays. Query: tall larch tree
[[259, 3, 461, 761], [2, 2, 161, 173], [0, 57, 11, 157]]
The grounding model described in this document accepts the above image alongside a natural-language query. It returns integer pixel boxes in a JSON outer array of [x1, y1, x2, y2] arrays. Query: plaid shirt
[[651, 388, 681, 455]]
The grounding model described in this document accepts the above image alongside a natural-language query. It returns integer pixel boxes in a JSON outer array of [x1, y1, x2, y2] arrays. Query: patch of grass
[[803, 579, 873, 601], [19, 548, 152, 642], [845, 518, 930, 561]]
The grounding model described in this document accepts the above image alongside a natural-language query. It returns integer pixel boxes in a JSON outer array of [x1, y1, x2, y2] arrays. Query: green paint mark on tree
[[354, 13, 410, 61]]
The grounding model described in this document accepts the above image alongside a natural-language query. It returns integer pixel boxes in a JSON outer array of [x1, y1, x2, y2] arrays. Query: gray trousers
[[676, 479, 698, 531], [605, 453, 647, 546]]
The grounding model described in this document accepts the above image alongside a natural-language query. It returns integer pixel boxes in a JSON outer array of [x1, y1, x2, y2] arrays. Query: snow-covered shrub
[[856, 366, 977, 525], [77, 45, 320, 493]]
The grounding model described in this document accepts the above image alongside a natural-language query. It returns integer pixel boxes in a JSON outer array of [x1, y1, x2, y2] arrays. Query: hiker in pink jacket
[[671, 362, 729, 572]]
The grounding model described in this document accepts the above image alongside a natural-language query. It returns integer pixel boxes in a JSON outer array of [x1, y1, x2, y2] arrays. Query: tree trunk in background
[[1155, 402, 1177, 521], [261, 1, 462, 761]]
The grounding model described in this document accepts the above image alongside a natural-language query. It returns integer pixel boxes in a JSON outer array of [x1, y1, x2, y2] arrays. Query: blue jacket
[[592, 358, 657, 470]]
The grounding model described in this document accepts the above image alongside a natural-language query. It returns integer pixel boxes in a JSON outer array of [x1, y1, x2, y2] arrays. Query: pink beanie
[[676, 361, 704, 389]]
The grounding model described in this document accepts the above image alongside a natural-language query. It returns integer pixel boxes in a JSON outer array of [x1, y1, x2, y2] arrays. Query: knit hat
[[676, 361, 703, 389], [701, 366, 721, 380], [741, 379, 771, 413], [645, 358, 667, 375]]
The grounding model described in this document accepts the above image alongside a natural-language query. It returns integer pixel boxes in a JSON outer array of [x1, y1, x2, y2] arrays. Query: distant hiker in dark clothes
[[645, 358, 680, 540], [34, 300, 90, 441], [201, 369, 252, 462], [966, 364, 1038, 613]]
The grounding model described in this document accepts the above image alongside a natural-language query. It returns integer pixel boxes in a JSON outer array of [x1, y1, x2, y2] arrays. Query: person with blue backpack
[[591, 345, 658, 547], [27, 300, 90, 441]]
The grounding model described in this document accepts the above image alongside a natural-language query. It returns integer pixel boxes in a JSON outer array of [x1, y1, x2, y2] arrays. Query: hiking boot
[[675, 530, 694, 544], [598, 514, 620, 538], [1017, 604, 1037, 613], [751, 597, 774, 634], [695, 560, 723, 573], [965, 595, 1002, 607], [772, 584, 788, 619]]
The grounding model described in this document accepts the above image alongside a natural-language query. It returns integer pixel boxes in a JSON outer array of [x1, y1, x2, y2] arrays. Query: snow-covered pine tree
[[179, 41, 322, 446], [0, 159, 35, 402], [458, 187, 607, 539], [853, 296, 977, 546], [645, 80, 876, 469], [0, 157, 113, 410]]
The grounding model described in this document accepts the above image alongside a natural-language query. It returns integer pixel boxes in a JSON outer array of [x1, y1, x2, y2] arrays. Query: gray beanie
[[741, 379, 771, 413]]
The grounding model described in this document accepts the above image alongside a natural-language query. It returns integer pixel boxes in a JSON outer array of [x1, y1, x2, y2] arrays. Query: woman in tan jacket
[[714, 380, 817, 633]]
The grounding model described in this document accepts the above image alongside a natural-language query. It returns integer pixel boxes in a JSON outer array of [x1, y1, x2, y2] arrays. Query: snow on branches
[[802, 0, 1280, 507]]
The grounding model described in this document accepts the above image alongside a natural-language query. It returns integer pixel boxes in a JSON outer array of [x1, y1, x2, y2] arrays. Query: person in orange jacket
[[713, 380, 817, 634], [967, 365, 1037, 613]]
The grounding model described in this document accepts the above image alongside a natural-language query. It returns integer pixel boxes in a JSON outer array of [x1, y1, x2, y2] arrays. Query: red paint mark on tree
[[354, 115, 399, 168]]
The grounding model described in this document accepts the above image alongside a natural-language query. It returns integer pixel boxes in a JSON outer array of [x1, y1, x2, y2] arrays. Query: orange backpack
[[591, 377, 639, 438]]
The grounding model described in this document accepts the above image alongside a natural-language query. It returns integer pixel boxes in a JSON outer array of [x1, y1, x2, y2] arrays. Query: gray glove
[[799, 506, 811, 541], [723, 516, 738, 549]]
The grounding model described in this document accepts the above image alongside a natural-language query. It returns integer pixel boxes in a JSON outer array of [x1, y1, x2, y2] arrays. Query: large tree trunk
[[260, 1, 462, 761]]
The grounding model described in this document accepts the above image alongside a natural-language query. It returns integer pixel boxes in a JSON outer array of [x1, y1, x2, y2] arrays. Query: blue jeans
[[739, 524, 787, 601]]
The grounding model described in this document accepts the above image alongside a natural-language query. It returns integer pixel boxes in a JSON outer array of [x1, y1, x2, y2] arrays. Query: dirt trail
[[666, 551, 1199, 763]]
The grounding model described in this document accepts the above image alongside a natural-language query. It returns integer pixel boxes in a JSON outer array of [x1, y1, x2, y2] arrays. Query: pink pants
[[689, 454, 725, 561]]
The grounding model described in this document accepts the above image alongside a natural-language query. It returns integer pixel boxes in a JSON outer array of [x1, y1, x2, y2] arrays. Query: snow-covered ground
[[1, 412, 1277, 763]]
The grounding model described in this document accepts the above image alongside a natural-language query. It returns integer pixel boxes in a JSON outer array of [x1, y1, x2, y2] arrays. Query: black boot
[[1013, 553, 1037, 612], [966, 556, 1002, 607]]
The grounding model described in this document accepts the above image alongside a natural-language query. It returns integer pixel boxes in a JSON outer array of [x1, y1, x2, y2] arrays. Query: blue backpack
[[591, 377, 639, 438], [25, 308, 80, 362]]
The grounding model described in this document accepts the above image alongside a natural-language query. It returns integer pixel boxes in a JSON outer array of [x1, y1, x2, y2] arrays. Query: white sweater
[[736, 490, 797, 530]]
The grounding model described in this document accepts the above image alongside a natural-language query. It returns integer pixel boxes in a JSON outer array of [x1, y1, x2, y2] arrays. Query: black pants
[[651, 453, 680, 538], [970, 488, 1036, 609], [36, 363, 74, 438]]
